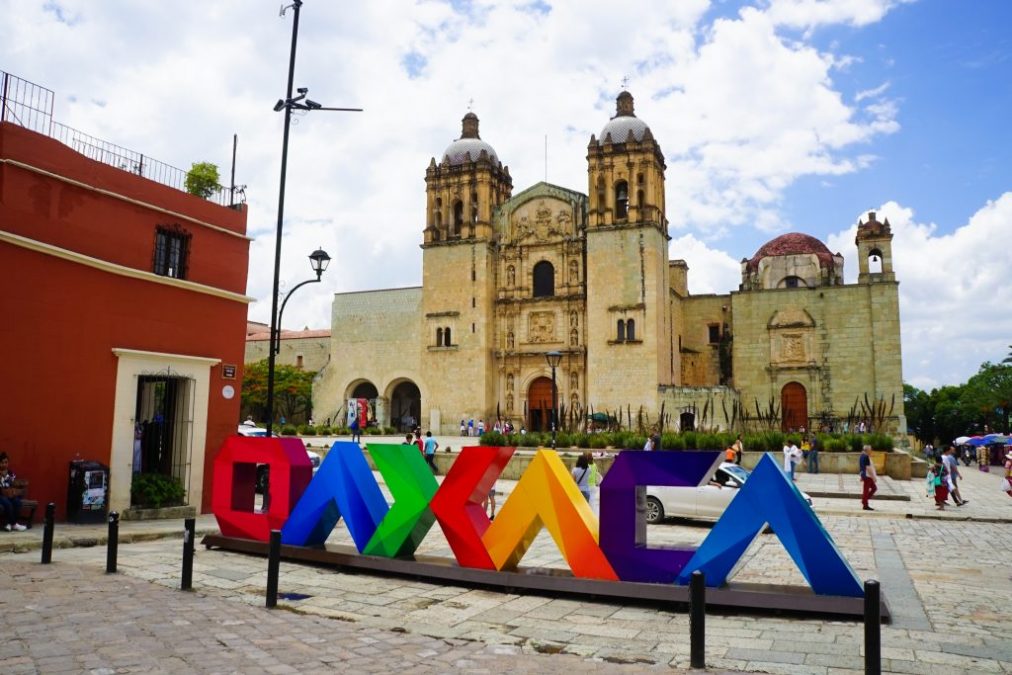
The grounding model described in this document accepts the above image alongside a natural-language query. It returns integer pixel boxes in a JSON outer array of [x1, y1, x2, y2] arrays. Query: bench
[[3, 481, 37, 529]]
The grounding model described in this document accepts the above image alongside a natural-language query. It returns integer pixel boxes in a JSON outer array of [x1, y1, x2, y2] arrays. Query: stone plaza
[[2, 452, 1010, 674]]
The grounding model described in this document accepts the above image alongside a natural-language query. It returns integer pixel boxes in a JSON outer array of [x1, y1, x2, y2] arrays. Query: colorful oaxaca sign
[[212, 437, 863, 597]]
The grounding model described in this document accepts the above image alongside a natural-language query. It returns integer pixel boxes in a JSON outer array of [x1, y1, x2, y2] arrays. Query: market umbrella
[[953, 436, 972, 445], [964, 436, 989, 446], [983, 433, 1010, 444]]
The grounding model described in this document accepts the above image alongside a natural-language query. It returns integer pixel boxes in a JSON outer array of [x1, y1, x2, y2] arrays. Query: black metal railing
[[1, 69, 243, 207]]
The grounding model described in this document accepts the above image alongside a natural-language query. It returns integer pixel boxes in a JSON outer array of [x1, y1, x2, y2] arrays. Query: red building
[[0, 72, 250, 518]]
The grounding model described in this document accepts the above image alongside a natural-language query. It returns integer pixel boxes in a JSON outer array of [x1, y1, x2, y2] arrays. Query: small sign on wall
[[222, 364, 237, 379]]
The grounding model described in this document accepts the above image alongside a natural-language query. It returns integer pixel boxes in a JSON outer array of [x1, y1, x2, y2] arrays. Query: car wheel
[[645, 496, 664, 524]]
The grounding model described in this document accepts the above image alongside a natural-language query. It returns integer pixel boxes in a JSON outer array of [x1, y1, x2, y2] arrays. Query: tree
[[241, 359, 316, 424], [962, 361, 1012, 434], [184, 161, 220, 199]]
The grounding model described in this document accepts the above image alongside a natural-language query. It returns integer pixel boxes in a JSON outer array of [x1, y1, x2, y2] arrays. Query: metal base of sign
[[202, 534, 889, 622]]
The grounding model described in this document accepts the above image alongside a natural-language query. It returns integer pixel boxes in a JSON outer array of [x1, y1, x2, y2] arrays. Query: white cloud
[[765, 0, 913, 30], [669, 234, 743, 295], [827, 194, 1012, 390]]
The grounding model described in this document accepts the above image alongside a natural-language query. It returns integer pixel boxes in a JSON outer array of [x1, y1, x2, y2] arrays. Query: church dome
[[441, 112, 499, 166], [747, 233, 836, 271], [599, 91, 651, 143]]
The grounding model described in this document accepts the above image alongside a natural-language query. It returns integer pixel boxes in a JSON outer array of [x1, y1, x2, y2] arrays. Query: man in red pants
[[859, 444, 878, 511]]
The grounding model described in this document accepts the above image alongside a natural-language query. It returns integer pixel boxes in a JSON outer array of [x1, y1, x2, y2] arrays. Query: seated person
[[0, 452, 28, 532]]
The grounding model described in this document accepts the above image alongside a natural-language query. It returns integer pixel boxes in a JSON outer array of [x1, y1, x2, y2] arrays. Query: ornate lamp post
[[545, 350, 562, 449], [272, 248, 330, 356], [265, 0, 361, 434]]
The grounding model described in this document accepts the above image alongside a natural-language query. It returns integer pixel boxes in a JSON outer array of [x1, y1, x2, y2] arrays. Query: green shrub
[[383, 426, 398, 435], [555, 432, 573, 448], [825, 438, 848, 452], [681, 431, 698, 450], [849, 435, 865, 453], [572, 433, 591, 449], [281, 424, 297, 436], [663, 434, 686, 451], [131, 473, 185, 509], [480, 431, 505, 446], [184, 161, 220, 199], [628, 435, 648, 450], [868, 433, 893, 451], [300, 425, 317, 436], [363, 426, 380, 435], [316, 425, 332, 435], [696, 433, 723, 450], [589, 434, 609, 449]]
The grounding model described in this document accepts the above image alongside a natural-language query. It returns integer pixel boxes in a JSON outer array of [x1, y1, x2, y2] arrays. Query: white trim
[[109, 348, 219, 513], [0, 230, 253, 304], [0, 158, 252, 241]]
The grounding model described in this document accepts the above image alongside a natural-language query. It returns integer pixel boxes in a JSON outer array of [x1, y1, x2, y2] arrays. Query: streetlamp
[[272, 248, 330, 356], [545, 350, 562, 449], [265, 0, 361, 435]]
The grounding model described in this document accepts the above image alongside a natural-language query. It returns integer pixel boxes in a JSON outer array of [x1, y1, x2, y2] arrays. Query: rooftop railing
[[1, 69, 243, 207]]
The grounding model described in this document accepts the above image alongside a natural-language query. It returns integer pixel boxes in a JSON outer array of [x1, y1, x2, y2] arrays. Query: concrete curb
[[807, 490, 910, 501], [0, 525, 220, 554]]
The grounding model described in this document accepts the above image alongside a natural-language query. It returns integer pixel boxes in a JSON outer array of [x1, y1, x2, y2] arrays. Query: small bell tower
[[855, 211, 895, 283]]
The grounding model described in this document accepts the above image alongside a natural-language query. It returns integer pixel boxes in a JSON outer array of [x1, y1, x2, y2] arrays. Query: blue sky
[[2, 0, 1009, 390]]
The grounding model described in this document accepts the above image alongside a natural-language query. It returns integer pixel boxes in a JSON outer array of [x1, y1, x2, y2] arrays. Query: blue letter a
[[677, 454, 863, 597], [281, 441, 388, 550]]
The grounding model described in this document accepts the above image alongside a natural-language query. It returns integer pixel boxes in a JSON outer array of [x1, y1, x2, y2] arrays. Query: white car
[[645, 462, 813, 523]]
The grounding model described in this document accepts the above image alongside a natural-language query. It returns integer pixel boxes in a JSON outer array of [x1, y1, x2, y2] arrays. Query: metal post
[[864, 579, 881, 675], [265, 0, 302, 437], [266, 529, 282, 608], [550, 364, 557, 449], [689, 570, 706, 669], [181, 517, 195, 590], [106, 511, 119, 574], [41, 502, 55, 564]]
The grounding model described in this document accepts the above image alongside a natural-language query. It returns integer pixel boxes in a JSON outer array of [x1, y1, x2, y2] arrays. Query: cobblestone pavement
[[2, 464, 1010, 673]]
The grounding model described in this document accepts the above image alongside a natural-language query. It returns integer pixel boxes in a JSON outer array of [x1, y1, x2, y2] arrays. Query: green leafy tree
[[184, 161, 220, 199], [903, 383, 933, 442], [961, 361, 1012, 434], [241, 359, 316, 424]]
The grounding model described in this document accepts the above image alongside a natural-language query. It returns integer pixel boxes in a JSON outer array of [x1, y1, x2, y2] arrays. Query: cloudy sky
[[3, 0, 1009, 391]]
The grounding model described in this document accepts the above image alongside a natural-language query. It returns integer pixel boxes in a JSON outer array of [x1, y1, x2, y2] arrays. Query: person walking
[[808, 435, 821, 474], [1002, 451, 1012, 499], [423, 431, 439, 474], [859, 444, 878, 510], [942, 446, 968, 506], [350, 415, 361, 444], [571, 454, 592, 503], [783, 440, 801, 481], [929, 457, 949, 510], [732, 434, 744, 464]]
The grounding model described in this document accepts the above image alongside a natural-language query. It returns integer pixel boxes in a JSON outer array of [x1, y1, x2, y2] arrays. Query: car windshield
[[722, 464, 750, 483]]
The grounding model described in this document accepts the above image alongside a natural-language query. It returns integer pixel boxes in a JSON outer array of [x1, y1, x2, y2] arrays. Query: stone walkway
[[2, 464, 1010, 673]]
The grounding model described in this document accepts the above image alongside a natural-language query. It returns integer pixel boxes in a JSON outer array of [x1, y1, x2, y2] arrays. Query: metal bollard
[[266, 529, 281, 608], [181, 517, 195, 590], [689, 570, 706, 669], [41, 502, 56, 564], [106, 511, 119, 574], [864, 579, 881, 675]]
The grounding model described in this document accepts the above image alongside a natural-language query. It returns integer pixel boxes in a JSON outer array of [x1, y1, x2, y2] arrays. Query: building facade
[[313, 92, 906, 436], [0, 74, 250, 517]]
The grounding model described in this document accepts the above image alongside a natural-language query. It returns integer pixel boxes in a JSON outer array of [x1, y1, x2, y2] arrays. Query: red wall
[[0, 122, 250, 517]]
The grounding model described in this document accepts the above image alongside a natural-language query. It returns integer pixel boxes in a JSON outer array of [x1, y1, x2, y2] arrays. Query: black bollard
[[864, 579, 881, 675], [181, 517, 195, 590], [106, 511, 119, 574], [266, 529, 281, 608], [41, 502, 55, 564], [689, 570, 706, 669]]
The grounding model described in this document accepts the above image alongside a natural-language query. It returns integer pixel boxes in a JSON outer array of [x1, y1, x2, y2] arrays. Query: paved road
[[2, 463, 1010, 673]]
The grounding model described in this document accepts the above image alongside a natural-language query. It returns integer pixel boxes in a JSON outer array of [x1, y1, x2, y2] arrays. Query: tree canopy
[[905, 360, 1011, 444], [184, 161, 220, 199], [241, 359, 316, 424]]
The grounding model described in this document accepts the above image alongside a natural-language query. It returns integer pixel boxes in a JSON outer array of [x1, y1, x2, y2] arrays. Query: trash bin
[[67, 460, 109, 524]]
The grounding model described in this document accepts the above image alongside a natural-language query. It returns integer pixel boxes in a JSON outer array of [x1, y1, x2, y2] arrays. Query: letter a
[[482, 450, 617, 580]]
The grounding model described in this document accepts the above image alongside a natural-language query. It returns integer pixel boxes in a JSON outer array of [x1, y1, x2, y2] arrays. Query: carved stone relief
[[528, 311, 555, 343]]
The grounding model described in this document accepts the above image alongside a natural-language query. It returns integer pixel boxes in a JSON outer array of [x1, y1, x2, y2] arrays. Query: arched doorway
[[351, 382, 378, 399], [347, 381, 379, 429], [390, 381, 421, 432], [527, 377, 553, 432], [781, 382, 808, 432], [679, 411, 695, 432]]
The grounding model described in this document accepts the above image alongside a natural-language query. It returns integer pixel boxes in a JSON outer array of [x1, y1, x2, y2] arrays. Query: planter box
[[122, 505, 197, 521]]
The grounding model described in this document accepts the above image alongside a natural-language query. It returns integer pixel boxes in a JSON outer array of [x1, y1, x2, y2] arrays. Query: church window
[[637, 173, 644, 185], [615, 180, 629, 219], [617, 319, 626, 341], [708, 324, 720, 344], [153, 225, 190, 279], [532, 261, 554, 298], [453, 200, 463, 236], [637, 189, 644, 207], [434, 198, 442, 230], [444, 326, 452, 345], [296, 354, 304, 369], [783, 276, 806, 288], [471, 193, 478, 223], [626, 319, 635, 341], [436, 327, 444, 346]]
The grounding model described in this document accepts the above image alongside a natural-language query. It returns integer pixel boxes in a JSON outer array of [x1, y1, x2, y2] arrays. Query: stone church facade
[[312, 92, 906, 436]]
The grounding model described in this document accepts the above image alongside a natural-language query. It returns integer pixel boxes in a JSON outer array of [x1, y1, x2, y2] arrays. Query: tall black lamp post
[[265, 0, 361, 435], [545, 350, 562, 449]]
